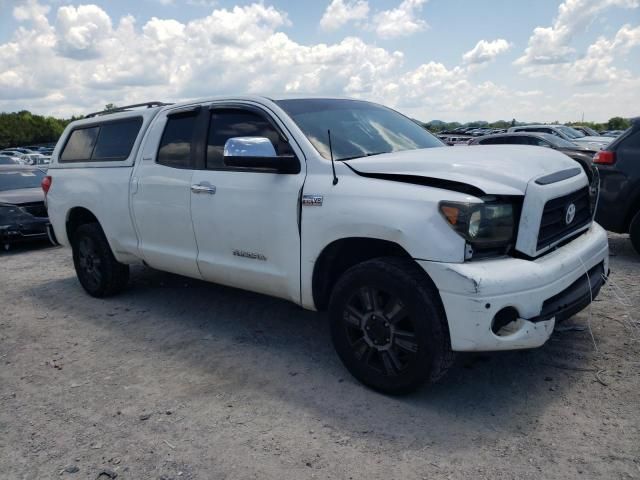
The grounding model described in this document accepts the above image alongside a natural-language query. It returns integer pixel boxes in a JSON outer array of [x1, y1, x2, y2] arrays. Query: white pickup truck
[[44, 96, 609, 394]]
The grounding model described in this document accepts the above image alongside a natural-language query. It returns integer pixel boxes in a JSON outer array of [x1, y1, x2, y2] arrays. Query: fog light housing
[[491, 307, 519, 335]]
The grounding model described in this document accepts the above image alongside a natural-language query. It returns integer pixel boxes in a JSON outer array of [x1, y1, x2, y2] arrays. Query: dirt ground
[[1, 234, 638, 480]]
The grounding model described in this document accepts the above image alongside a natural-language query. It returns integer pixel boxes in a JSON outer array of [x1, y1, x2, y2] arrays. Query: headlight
[[439, 201, 516, 251]]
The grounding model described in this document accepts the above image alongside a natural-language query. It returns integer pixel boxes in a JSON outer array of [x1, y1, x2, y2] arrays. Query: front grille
[[537, 187, 591, 250], [20, 202, 48, 218]]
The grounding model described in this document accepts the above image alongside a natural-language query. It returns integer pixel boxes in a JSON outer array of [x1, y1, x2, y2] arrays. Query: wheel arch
[[66, 206, 101, 242], [312, 237, 428, 311]]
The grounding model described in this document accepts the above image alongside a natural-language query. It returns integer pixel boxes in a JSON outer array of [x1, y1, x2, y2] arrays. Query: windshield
[[579, 126, 598, 136], [0, 169, 45, 191], [276, 99, 443, 161], [538, 133, 579, 149], [557, 126, 584, 138]]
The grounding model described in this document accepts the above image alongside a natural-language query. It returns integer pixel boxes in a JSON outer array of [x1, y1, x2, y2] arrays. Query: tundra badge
[[233, 249, 267, 261]]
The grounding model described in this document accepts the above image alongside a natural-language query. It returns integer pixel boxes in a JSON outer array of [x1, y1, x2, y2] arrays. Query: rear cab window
[[60, 117, 143, 163]]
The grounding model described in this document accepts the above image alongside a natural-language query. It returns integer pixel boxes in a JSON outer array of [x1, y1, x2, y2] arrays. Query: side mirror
[[224, 136, 277, 158], [223, 137, 300, 174]]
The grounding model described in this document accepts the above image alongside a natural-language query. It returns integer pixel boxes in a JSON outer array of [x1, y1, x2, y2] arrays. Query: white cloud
[[462, 39, 511, 64], [55, 5, 113, 59], [571, 24, 640, 84], [13, 0, 49, 24], [373, 0, 427, 39], [516, 23, 640, 86], [320, 0, 369, 31], [515, 0, 640, 66]]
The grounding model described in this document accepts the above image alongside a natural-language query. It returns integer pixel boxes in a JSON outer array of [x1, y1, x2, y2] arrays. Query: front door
[[190, 105, 305, 302]]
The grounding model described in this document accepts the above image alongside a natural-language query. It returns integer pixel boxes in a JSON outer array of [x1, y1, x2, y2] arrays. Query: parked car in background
[[437, 135, 472, 146], [22, 153, 50, 166], [593, 118, 640, 253], [0, 166, 51, 250], [0, 150, 27, 163], [508, 125, 611, 150], [11, 147, 35, 154], [469, 132, 598, 180], [571, 126, 599, 137], [600, 130, 625, 138], [0, 155, 22, 166]]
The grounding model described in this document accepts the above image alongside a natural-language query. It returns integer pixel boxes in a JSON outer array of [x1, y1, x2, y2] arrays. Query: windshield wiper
[[338, 151, 391, 161]]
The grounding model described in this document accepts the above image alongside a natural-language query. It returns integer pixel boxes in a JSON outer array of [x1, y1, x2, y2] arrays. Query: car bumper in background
[[0, 219, 51, 245], [418, 223, 609, 351]]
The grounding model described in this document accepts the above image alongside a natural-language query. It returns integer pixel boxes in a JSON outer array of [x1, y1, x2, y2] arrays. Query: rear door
[[130, 106, 202, 278], [189, 104, 306, 302]]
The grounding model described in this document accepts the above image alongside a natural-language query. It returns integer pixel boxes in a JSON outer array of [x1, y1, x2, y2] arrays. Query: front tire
[[328, 257, 454, 395], [71, 223, 129, 297]]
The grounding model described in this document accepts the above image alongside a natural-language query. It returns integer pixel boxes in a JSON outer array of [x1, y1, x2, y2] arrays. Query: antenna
[[327, 129, 339, 186]]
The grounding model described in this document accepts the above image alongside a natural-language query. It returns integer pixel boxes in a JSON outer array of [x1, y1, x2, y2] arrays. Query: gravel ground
[[1, 234, 639, 480]]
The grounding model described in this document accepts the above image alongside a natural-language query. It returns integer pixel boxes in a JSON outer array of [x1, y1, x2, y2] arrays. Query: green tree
[[0, 111, 72, 149], [104, 103, 118, 111], [606, 117, 631, 130]]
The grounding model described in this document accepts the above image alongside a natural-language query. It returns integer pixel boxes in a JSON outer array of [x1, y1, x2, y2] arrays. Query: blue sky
[[0, 0, 638, 122]]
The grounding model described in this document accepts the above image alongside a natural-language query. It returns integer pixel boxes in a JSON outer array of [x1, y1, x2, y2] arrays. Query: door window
[[206, 109, 293, 169], [526, 136, 550, 147], [157, 113, 198, 169]]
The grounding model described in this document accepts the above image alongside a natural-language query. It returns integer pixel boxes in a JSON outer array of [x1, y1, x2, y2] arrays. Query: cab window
[[206, 108, 292, 169], [157, 113, 198, 169]]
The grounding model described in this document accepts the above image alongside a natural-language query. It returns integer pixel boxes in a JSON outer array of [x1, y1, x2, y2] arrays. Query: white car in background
[[0, 150, 27, 164], [508, 125, 611, 150], [22, 153, 50, 166]]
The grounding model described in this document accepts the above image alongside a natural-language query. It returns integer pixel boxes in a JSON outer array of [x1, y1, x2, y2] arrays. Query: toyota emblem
[[565, 203, 576, 225]]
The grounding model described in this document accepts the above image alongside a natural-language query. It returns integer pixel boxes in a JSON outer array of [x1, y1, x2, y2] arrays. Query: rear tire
[[328, 257, 454, 395], [630, 210, 640, 255], [71, 223, 129, 297]]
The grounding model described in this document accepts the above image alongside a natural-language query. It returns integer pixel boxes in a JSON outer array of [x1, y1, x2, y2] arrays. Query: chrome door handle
[[191, 184, 216, 195]]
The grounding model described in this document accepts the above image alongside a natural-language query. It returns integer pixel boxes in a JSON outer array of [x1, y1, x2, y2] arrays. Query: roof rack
[[85, 101, 173, 118]]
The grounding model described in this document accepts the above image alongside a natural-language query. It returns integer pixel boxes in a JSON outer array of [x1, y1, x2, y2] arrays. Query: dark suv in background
[[594, 118, 640, 253]]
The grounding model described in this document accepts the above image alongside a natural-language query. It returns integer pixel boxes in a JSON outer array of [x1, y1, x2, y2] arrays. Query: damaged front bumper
[[418, 223, 609, 351]]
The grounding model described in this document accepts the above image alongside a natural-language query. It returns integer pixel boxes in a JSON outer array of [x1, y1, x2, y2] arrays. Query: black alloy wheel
[[71, 223, 129, 297], [342, 285, 419, 377], [76, 235, 103, 292], [329, 257, 454, 394]]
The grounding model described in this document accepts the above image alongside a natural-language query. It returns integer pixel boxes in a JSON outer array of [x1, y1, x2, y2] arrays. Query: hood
[[0, 188, 44, 205], [344, 146, 580, 196]]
